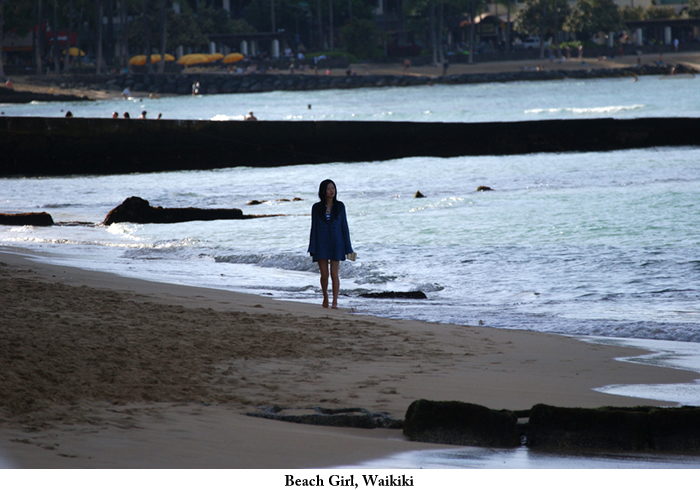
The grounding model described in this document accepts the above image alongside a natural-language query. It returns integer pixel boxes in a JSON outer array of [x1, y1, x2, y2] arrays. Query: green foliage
[[2, 0, 39, 37], [620, 5, 643, 21], [514, 0, 570, 37], [564, 0, 623, 36], [687, 0, 700, 18], [129, 8, 209, 52], [195, 6, 255, 35], [339, 18, 385, 60], [643, 5, 676, 19]]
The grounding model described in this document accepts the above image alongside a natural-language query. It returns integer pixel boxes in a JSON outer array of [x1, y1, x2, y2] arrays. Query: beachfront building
[[458, 0, 700, 54]]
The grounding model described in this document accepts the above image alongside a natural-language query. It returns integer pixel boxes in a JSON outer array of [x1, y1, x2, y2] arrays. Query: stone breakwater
[[107, 63, 692, 95], [4, 116, 700, 176]]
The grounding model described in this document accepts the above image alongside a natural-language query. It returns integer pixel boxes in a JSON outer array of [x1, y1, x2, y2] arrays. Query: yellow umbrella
[[63, 47, 86, 56], [129, 55, 147, 66], [149, 53, 175, 63], [177, 54, 211, 66], [223, 52, 244, 64], [208, 53, 224, 62]]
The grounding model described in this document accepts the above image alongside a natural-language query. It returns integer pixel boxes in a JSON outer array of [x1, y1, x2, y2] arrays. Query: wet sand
[[1, 247, 697, 468]]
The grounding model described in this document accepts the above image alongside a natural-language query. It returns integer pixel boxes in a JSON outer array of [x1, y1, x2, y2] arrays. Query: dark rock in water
[[527, 404, 650, 451], [247, 406, 402, 429], [0, 212, 54, 227], [103, 196, 245, 225], [476, 186, 493, 191], [414, 191, 426, 198], [403, 399, 521, 448], [360, 291, 427, 299], [247, 200, 268, 205], [648, 406, 700, 452]]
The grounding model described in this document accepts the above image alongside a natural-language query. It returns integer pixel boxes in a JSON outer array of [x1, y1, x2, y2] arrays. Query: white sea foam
[[525, 104, 645, 115]]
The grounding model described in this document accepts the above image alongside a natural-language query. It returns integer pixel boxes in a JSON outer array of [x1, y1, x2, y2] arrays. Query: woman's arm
[[308, 203, 319, 255], [339, 202, 353, 254]]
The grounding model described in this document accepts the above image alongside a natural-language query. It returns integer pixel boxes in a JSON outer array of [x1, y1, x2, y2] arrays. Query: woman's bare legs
[[329, 260, 340, 309], [318, 259, 330, 308], [318, 259, 341, 309]]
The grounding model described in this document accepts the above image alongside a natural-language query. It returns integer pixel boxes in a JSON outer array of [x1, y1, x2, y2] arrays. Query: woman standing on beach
[[308, 179, 354, 309]]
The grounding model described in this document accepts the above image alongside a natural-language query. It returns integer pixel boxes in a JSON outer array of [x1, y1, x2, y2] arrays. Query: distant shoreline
[[3, 51, 699, 103]]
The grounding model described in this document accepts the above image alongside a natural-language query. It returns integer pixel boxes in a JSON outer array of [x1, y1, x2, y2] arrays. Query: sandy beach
[[6, 51, 700, 102], [1, 246, 698, 469]]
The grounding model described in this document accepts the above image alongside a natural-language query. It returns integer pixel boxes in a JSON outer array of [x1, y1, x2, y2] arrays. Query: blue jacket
[[308, 201, 353, 261]]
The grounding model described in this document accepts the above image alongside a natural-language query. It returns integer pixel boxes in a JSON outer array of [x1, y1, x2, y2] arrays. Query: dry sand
[[7, 51, 700, 101], [1, 247, 698, 468]]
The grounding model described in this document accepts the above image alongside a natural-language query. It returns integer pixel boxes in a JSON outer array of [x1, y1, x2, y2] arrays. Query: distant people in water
[[112, 112, 119, 118], [122, 87, 131, 99], [138, 111, 147, 119], [123, 112, 130, 119], [245, 111, 258, 121], [65, 111, 73, 118], [157, 113, 162, 120]]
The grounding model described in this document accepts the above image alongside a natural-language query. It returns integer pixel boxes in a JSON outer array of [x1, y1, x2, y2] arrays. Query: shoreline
[[2, 245, 699, 468], [3, 51, 700, 102]]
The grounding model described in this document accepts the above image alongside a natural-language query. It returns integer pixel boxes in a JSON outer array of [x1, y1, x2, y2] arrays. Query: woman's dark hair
[[318, 179, 338, 203], [317, 179, 339, 218]]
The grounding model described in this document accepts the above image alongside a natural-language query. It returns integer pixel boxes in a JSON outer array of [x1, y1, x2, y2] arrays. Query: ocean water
[[1, 73, 698, 122], [3, 75, 700, 413]]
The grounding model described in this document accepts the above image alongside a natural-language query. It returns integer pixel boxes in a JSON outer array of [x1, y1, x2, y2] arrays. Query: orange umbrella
[[208, 53, 224, 62], [150, 54, 175, 63], [129, 55, 147, 66], [223, 52, 244, 64], [177, 54, 212, 66]]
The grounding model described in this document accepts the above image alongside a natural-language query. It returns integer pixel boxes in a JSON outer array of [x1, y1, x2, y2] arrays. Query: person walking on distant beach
[[308, 179, 354, 309]]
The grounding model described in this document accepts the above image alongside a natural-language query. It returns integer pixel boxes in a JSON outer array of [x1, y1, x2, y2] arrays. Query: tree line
[[2, 0, 700, 80]]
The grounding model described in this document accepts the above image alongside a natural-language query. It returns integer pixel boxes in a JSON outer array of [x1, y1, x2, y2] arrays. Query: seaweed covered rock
[[247, 406, 402, 429], [403, 399, 520, 448], [103, 196, 244, 225], [648, 406, 700, 452], [0, 212, 54, 227], [527, 404, 650, 451], [360, 291, 427, 299]]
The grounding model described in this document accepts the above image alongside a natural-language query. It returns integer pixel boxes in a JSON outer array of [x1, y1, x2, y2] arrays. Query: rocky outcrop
[[247, 406, 402, 429], [0, 86, 91, 104], [400, 401, 700, 453], [527, 404, 700, 452], [403, 399, 521, 448], [360, 291, 428, 299], [0, 212, 54, 227], [103, 196, 248, 225], [527, 404, 650, 451], [97, 63, 696, 96]]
